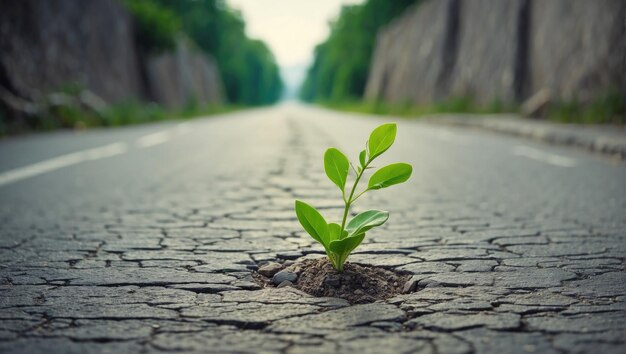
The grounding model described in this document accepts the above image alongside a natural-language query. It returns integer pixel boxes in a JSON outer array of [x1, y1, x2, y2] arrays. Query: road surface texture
[[1, 104, 625, 353]]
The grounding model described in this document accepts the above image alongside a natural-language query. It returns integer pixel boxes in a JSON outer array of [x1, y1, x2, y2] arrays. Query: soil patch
[[258, 258, 409, 304]]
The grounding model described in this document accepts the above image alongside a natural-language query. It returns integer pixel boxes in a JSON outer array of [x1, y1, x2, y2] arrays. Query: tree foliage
[[299, 0, 418, 103], [124, 0, 180, 53], [126, 0, 282, 105]]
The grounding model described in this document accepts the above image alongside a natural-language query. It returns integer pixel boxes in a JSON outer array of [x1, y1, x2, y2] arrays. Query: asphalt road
[[0, 104, 625, 353]]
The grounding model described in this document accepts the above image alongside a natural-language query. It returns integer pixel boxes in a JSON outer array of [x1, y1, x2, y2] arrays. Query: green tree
[[126, 0, 283, 105], [125, 0, 180, 53], [300, 0, 418, 102]]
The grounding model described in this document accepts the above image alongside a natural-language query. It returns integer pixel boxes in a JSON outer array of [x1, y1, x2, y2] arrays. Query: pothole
[[255, 258, 411, 304]]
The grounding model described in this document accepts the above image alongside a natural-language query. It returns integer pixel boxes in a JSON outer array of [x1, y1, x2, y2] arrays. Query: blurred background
[[0, 0, 624, 136]]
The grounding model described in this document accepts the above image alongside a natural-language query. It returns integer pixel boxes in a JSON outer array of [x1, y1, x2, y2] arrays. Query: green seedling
[[295, 123, 412, 271]]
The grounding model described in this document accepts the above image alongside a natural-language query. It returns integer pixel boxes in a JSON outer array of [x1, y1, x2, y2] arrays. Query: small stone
[[272, 270, 297, 285], [277, 280, 294, 288], [354, 289, 363, 295], [258, 262, 283, 277], [403, 275, 420, 293]]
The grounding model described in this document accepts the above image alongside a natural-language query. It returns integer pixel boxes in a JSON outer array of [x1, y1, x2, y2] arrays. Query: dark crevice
[[514, 0, 532, 100], [203, 319, 268, 330], [436, 0, 461, 99]]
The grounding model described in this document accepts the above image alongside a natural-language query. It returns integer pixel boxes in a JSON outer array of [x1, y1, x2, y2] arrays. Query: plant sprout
[[295, 123, 412, 271]]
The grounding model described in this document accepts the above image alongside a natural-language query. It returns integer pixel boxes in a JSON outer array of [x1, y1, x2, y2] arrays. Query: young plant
[[294, 123, 412, 271]]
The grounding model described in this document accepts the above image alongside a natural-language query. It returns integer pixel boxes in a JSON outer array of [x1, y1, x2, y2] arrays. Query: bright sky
[[227, 0, 365, 68]]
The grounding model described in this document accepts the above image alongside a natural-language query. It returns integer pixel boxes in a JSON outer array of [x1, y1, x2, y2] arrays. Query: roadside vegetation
[[544, 92, 625, 125], [0, 75, 245, 137], [299, 0, 419, 103], [41, 101, 237, 132], [319, 95, 625, 125], [320, 98, 517, 117]]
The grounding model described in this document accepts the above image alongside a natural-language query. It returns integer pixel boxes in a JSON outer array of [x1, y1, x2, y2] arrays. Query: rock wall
[[529, 0, 625, 102], [366, 0, 457, 104], [448, 0, 529, 104], [0, 0, 143, 104], [145, 38, 222, 109], [365, 0, 625, 106], [0, 0, 222, 116]]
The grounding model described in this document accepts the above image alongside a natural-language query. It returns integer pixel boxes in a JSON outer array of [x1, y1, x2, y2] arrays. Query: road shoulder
[[425, 114, 626, 159]]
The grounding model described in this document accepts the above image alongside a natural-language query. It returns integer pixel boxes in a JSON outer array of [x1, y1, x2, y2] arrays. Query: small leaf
[[367, 123, 397, 160], [359, 150, 367, 168], [345, 210, 389, 237], [324, 148, 350, 192], [328, 223, 347, 242], [368, 163, 412, 190], [329, 233, 366, 269], [295, 200, 329, 247]]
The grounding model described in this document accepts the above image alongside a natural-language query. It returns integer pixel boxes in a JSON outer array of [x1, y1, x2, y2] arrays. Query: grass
[[546, 92, 625, 124], [319, 97, 518, 118], [0, 100, 243, 137], [52, 101, 241, 129], [318, 93, 625, 125]]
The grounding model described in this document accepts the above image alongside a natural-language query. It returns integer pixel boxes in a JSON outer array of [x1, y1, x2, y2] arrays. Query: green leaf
[[367, 123, 397, 160], [328, 223, 348, 242], [359, 150, 367, 168], [324, 148, 350, 192], [329, 233, 366, 269], [329, 234, 364, 254], [295, 200, 329, 247], [368, 163, 412, 190], [345, 210, 389, 237]]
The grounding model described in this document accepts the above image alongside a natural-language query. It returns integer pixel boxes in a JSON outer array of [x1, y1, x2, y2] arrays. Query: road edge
[[424, 114, 626, 160]]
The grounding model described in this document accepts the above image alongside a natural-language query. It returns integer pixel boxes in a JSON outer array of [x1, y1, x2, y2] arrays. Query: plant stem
[[340, 161, 369, 233], [350, 189, 369, 203]]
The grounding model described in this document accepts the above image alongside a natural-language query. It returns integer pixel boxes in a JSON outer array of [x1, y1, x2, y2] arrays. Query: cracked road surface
[[1, 104, 625, 353]]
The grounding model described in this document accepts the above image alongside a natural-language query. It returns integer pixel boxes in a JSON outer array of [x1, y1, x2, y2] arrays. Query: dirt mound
[[264, 258, 408, 304]]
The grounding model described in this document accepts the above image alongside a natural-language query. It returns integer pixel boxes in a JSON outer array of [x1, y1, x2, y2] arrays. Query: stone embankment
[[366, 0, 625, 107], [0, 0, 222, 122]]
